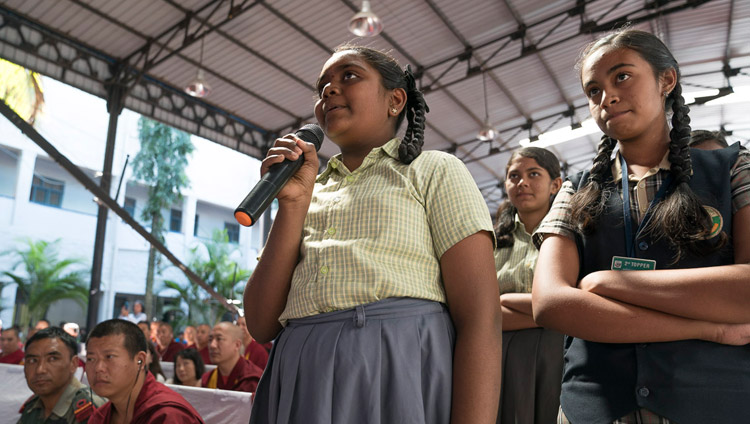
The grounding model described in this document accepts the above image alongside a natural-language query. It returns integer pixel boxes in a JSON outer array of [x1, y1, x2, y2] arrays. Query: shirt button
[[638, 343, 648, 348], [638, 386, 650, 397], [320, 265, 329, 275], [346, 175, 354, 183], [638, 181, 645, 188], [333, 197, 341, 203], [638, 241, 649, 251], [327, 227, 336, 236]]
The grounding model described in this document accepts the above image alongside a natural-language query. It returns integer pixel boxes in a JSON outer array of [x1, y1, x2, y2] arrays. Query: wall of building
[[0, 76, 267, 331]]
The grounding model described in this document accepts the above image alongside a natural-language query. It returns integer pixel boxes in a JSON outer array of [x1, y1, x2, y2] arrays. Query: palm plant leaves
[[158, 229, 251, 326], [0, 239, 88, 332]]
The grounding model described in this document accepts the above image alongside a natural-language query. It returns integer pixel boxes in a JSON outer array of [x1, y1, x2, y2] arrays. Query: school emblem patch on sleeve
[[704, 206, 723, 238]]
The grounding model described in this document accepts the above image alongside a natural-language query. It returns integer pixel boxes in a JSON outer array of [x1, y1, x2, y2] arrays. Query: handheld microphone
[[234, 124, 324, 226]]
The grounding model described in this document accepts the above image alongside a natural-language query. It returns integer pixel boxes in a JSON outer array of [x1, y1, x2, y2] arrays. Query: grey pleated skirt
[[249, 297, 456, 424], [498, 327, 564, 424]]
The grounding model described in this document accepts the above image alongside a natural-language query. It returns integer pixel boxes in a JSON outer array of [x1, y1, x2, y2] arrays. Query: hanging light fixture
[[477, 72, 497, 142], [349, 0, 383, 37], [185, 38, 211, 98]]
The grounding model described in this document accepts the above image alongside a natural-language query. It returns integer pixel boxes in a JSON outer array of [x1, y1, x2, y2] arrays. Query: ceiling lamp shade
[[185, 69, 211, 98], [349, 1, 383, 37], [477, 118, 498, 142], [185, 38, 211, 98], [477, 72, 497, 141]]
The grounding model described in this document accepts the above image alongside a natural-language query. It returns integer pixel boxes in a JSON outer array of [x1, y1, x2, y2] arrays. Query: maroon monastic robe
[[200, 357, 262, 393], [89, 372, 203, 424]]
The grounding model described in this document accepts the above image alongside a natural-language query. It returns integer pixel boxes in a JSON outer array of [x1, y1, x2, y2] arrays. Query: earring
[[391, 108, 398, 114]]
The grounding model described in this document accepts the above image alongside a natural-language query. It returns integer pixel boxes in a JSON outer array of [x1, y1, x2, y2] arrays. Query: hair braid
[[398, 65, 429, 164], [570, 135, 617, 233], [644, 84, 727, 259], [494, 201, 518, 248]]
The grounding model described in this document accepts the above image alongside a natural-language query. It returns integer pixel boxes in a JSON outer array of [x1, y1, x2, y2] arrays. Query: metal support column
[[85, 74, 125, 333]]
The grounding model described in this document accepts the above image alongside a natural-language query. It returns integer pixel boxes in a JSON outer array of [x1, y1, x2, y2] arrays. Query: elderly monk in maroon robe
[[201, 322, 262, 392], [86, 319, 204, 424]]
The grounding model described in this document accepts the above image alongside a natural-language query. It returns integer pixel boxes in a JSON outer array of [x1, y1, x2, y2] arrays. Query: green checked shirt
[[495, 214, 538, 295], [279, 138, 495, 323]]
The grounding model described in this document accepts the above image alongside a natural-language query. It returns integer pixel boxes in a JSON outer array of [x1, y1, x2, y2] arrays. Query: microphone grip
[[234, 155, 303, 227]]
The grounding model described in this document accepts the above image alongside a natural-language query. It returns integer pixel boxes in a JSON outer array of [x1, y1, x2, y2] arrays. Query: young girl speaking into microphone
[[245, 45, 502, 424]]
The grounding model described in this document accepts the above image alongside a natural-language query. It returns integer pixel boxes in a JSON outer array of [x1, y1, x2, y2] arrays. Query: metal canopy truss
[[0, 6, 271, 158], [2, 0, 749, 216]]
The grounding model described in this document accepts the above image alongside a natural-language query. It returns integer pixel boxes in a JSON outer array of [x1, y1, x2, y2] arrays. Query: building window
[[29, 174, 64, 207], [124, 197, 136, 217], [194, 214, 200, 236], [225, 222, 239, 244], [170, 208, 182, 233]]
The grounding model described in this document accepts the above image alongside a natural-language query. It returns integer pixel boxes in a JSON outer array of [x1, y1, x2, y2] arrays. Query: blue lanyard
[[620, 153, 673, 257]]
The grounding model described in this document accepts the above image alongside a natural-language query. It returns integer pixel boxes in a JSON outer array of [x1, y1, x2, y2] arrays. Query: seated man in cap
[[1, 327, 24, 365], [201, 322, 262, 392], [18, 327, 105, 423], [85, 319, 204, 424]]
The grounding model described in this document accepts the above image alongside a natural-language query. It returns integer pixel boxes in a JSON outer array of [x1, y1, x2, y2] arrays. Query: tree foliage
[[131, 117, 193, 320], [0, 58, 44, 124], [159, 229, 251, 328], [0, 239, 88, 335]]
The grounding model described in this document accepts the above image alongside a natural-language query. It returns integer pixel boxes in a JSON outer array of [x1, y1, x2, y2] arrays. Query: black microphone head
[[295, 124, 324, 151]]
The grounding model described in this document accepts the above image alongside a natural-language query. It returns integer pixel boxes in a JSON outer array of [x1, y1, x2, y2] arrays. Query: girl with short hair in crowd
[[244, 44, 502, 424], [532, 28, 750, 423]]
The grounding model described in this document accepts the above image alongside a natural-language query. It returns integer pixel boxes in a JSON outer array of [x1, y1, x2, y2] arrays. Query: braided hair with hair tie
[[398, 65, 430, 164]]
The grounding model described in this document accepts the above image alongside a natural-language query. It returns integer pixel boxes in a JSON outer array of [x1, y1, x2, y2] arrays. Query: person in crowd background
[[236, 316, 268, 370], [172, 348, 205, 387], [27, 319, 50, 340], [494, 147, 564, 423], [148, 321, 159, 344], [194, 324, 211, 365], [18, 327, 105, 424], [533, 28, 750, 423], [131, 301, 147, 324], [117, 302, 134, 323], [1, 327, 25, 364], [183, 325, 196, 348], [688, 129, 729, 150], [200, 322, 261, 393], [155, 322, 183, 362], [244, 44, 501, 424], [146, 341, 166, 382], [85, 319, 204, 424], [136, 321, 152, 347]]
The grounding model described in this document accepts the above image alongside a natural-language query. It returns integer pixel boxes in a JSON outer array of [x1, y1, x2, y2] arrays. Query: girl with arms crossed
[[533, 28, 750, 423]]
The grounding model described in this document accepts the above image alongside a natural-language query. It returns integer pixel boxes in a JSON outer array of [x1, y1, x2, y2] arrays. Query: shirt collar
[[51, 377, 83, 417], [513, 213, 539, 236], [611, 150, 671, 183], [317, 138, 400, 182]]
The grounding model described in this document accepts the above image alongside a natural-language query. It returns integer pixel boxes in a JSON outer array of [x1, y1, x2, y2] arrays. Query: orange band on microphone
[[235, 211, 253, 227]]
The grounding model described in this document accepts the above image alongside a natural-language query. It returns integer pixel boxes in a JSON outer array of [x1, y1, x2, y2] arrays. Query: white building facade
[[0, 77, 268, 329]]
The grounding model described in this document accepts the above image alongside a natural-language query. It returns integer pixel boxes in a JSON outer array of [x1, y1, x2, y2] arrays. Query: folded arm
[[578, 205, 750, 324]]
